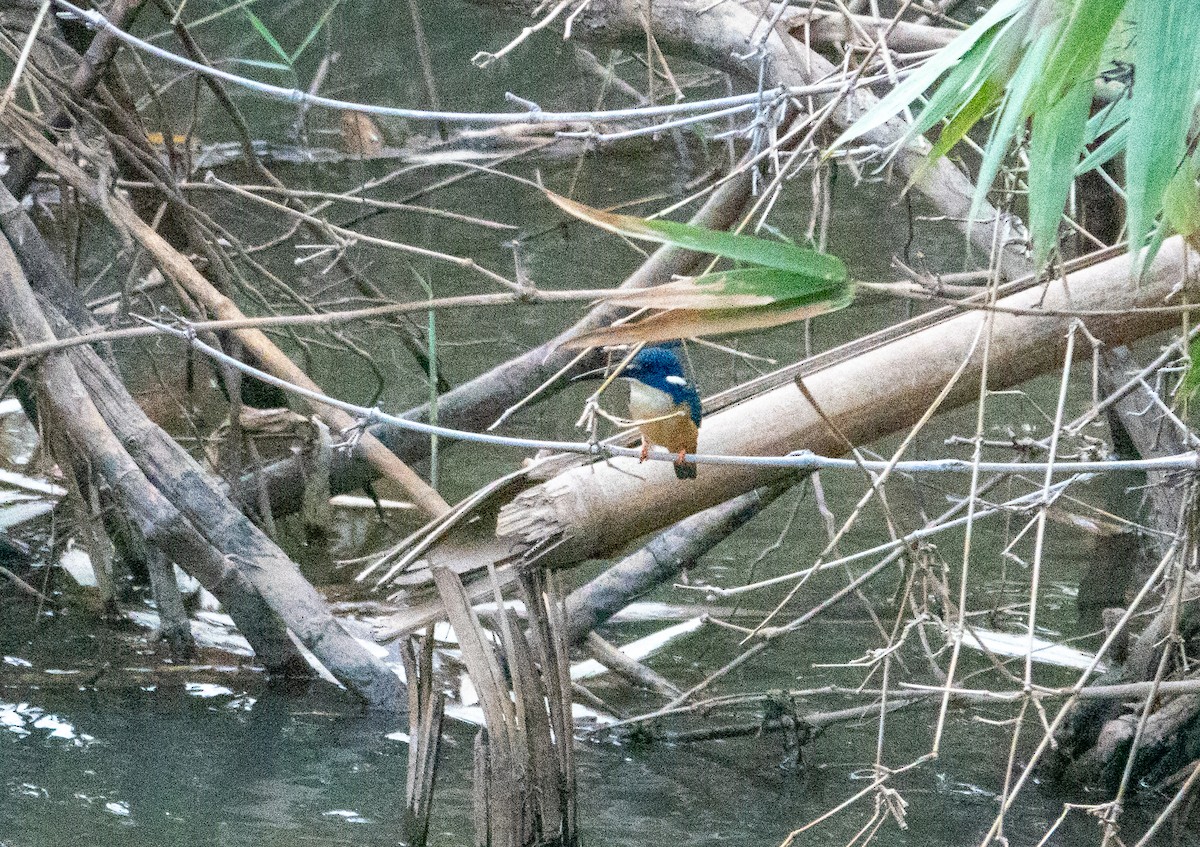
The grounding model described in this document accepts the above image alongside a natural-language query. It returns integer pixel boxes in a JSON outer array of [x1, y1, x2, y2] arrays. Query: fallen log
[[1, 106, 450, 522], [561, 480, 795, 645]]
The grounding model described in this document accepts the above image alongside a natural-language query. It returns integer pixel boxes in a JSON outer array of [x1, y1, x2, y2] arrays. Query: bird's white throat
[[628, 379, 677, 420]]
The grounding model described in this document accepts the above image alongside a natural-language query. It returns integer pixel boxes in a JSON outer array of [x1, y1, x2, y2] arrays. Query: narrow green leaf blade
[[1126, 0, 1200, 268], [227, 57, 293, 73], [290, 0, 342, 64], [967, 24, 1058, 234], [1181, 333, 1200, 412], [910, 23, 1005, 138], [1076, 121, 1128, 175], [546, 192, 848, 284], [928, 77, 1002, 162], [1031, 0, 1126, 113], [243, 9, 292, 67], [1162, 150, 1200, 238], [828, 0, 1025, 151], [1083, 94, 1130, 145], [1028, 78, 1094, 266]]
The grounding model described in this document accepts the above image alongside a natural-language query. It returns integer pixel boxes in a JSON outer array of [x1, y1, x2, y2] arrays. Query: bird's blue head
[[622, 346, 703, 426]]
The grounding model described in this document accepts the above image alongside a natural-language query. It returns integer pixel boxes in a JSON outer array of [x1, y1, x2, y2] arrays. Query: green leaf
[[174, 0, 265, 31], [546, 192, 847, 284], [1076, 121, 1128, 175], [910, 22, 1006, 138], [1075, 92, 1130, 175], [1028, 78, 1094, 266], [1030, 0, 1126, 114], [1162, 150, 1200, 238], [1083, 94, 1130, 145], [605, 267, 842, 311], [967, 23, 1058, 234], [828, 0, 1025, 151], [243, 8, 292, 68], [547, 191, 854, 347], [227, 57, 293, 73], [1126, 0, 1200, 270], [928, 76, 1002, 162]]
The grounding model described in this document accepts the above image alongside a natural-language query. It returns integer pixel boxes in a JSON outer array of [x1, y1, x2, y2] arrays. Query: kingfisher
[[577, 346, 703, 479]]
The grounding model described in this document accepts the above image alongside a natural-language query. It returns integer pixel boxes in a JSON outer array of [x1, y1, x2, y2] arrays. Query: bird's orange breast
[[635, 404, 699, 456]]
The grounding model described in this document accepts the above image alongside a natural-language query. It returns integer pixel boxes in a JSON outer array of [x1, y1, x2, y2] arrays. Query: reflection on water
[[4, 639, 1171, 847]]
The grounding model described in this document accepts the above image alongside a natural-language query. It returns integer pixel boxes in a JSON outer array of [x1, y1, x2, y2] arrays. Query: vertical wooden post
[[432, 565, 577, 847]]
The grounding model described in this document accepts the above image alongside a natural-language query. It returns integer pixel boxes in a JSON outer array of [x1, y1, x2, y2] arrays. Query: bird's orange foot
[[639, 441, 650, 463], [676, 449, 687, 464]]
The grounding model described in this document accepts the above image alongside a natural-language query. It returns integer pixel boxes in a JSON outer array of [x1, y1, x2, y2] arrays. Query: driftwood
[[140, 538, 196, 659], [0, 188, 308, 671], [0, 5, 445, 514], [785, 8, 958, 54], [562, 480, 795, 645], [0, 23, 415, 691], [433, 565, 576, 847], [1049, 563, 1200, 790], [582, 632, 681, 698], [1099, 345, 1193, 562], [1, 108, 451, 522], [400, 632, 445, 847], [68, 323, 404, 707], [0, 216, 403, 709], [0, 244, 298, 672]]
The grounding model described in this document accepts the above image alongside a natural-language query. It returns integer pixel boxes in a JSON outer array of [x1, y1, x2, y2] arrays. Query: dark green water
[[2, 1, 1196, 845], [0, 611, 1127, 847]]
